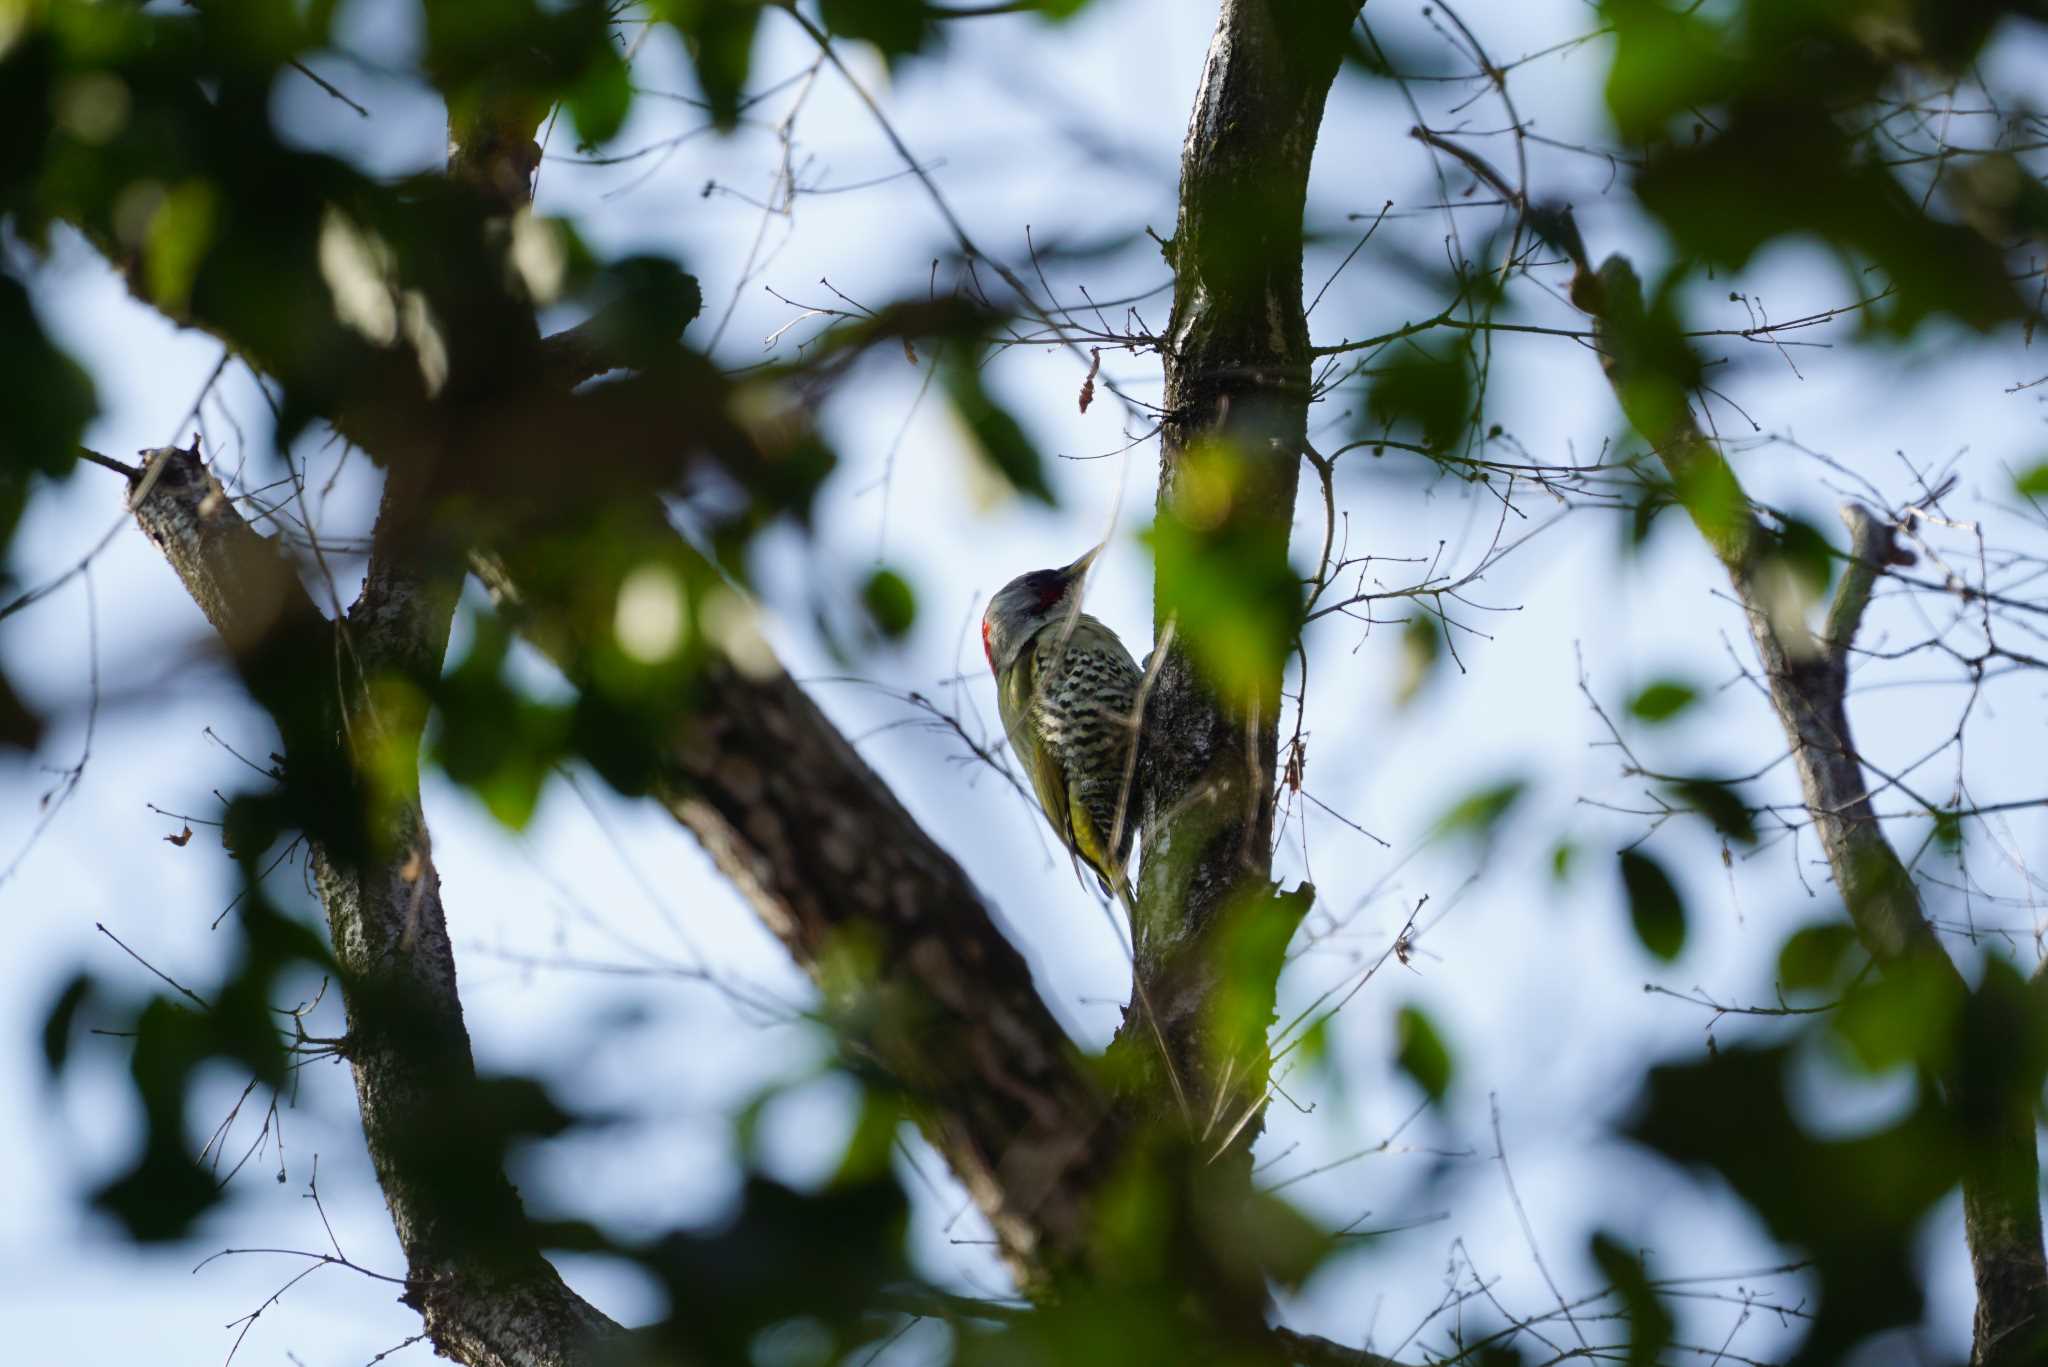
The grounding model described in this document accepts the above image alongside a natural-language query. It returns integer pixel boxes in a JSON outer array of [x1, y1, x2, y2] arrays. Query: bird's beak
[[1059, 543, 1103, 582]]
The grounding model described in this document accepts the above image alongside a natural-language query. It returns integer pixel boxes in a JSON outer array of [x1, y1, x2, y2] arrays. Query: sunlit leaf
[[1146, 510, 1301, 709], [860, 566, 917, 641], [1627, 679, 1696, 723], [1832, 956, 1961, 1074], [1433, 778, 1526, 842], [834, 1086, 903, 1186], [1778, 921, 1857, 993], [144, 179, 217, 311]]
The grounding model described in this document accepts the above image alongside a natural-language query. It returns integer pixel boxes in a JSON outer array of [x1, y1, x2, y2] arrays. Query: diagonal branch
[[1570, 241, 2048, 1367], [469, 535, 1117, 1287]]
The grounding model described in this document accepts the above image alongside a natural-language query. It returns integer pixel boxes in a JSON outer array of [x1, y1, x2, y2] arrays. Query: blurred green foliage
[[1589, 1232, 1672, 1367], [941, 339, 1057, 504], [1617, 849, 1686, 961], [1393, 1004, 1453, 1105], [860, 565, 918, 641], [7, 0, 2048, 1362], [1366, 340, 1472, 455], [1147, 441, 1304, 708], [1624, 679, 1695, 724], [1602, 0, 2036, 332]]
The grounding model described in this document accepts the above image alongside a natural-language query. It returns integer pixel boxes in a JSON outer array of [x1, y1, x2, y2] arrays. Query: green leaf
[[1632, 107, 2023, 331], [833, 1086, 902, 1186], [0, 275, 97, 483], [2017, 462, 2048, 499], [663, 0, 764, 131], [1618, 849, 1685, 961], [432, 613, 572, 829], [1627, 679, 1697, 723], [941, 344, 1053, 504], [1602, 0, 1730, 140], [41, 972, 93, 1075], [1366, 340, 1472, 453], [1433, 779, 1526, 842], [1394, 611, 1440, 707], [565, 46, 632, 147], [144, 179, 217, 312], [1209, 1188, 1330, 1292], [1626, 1044, 1959, 1363], [860, 567, 916, 640], [1778, 922, 1858, 993], [1590, 1233, 1674, 1367], [1665, 776, 1757, 845], [1833, 957, 1962, 1074], [1146, 504, 1302, 709], [0, 665, 44, 752], [1395, 1004, 1454, 1103], [1772, 516, 1835, 598], [819, 0, 931, 59]]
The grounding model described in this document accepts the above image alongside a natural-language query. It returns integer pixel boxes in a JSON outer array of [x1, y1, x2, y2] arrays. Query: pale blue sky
[[4, 2, 2043, 1362]]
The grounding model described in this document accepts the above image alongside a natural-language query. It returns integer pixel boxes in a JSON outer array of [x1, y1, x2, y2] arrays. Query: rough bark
[[95, 0, 1379, 1341], [127, 448, 624, 1367], [469, 543, 1117, 1287], [103, 60, 635, 1363], [1576, 252, 2048, 1367], [1134, 0, 1361, 1154]]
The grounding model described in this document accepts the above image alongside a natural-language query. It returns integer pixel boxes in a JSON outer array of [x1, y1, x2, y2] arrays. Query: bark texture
[[1576, 252, 2048, 1367], [470, 543, 1117, 1286], [1135, 0, 1361, 1150], [128, 448, 624, 1367], [100, 1, 1380, 1352]]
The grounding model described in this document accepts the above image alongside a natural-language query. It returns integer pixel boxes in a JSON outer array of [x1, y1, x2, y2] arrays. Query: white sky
[[4, 1, 2045, 1362]]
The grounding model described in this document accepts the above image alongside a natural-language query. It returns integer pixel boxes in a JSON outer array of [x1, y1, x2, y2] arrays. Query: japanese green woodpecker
[[982, 546, 1144, 904]]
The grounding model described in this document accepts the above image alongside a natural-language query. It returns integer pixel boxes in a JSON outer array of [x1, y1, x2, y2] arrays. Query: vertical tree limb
[[1136, 0, 1361, 1153], [125, 449, 623, 1366], [1575, 250, 2048, 1367]]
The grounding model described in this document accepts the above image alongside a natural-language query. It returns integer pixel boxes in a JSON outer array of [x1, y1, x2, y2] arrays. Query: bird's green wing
[[998, 643, 1090, 890]]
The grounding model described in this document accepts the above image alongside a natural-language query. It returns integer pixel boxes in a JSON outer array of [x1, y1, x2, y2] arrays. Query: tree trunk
[[1578, 251, 2048, 1367], [1134, 0, 1360, 1158]]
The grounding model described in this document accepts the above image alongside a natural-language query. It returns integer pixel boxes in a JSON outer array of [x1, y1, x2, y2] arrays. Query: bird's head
[[982, 545, 1100, 675]]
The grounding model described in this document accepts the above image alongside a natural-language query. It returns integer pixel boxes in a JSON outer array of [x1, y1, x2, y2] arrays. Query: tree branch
[[123, 448, 624, 1366], [469, 539, 1118, 1288], [1134, 0, 1359, 1163], [1572, 247, 2048, 1367]]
